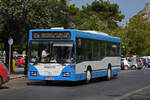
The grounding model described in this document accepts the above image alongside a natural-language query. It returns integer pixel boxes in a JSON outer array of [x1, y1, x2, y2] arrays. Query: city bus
[[27, 28, 121, 83]]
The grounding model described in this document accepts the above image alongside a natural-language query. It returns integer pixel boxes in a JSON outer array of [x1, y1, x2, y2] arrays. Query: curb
[[10, 75, 26, 80]]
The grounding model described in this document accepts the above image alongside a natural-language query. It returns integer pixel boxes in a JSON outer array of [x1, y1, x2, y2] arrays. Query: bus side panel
[[112, 67, 121, 75], [76, 57, 120, 78], [92, 70, 107, 78], [91, 67, 120, 79]]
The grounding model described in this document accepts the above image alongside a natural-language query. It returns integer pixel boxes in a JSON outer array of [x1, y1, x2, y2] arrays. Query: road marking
[[114, 85, 150, 100]]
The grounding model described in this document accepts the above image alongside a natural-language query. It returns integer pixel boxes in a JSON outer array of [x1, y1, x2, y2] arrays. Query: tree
[[111, 26, 128, 56], [74, 0, 125, 32], [75, 14, 110, 33], [49, 0, 79, 28], [0, 0, 77, 49], [0, 0, 78, 69], [125, 15, 150, 56]]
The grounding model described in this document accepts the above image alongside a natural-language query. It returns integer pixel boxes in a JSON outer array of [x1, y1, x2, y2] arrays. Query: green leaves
[[74, 0, 125, 32], [120, 16, 150, 56], [0, 0, 76, 47]]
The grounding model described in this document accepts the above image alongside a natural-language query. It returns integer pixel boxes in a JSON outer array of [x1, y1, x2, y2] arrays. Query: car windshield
[[29, 41, 74, 63]]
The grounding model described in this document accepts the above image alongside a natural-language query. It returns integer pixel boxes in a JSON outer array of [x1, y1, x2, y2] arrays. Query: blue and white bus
[[27, 28, 121, 83]]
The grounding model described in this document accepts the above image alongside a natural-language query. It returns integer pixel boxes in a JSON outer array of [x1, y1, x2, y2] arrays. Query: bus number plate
[[46, 77, 54, 80]]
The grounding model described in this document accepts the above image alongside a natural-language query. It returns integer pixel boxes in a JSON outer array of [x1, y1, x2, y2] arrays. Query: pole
[[9, 44, 11, 74], [8, 37, 13, 74]]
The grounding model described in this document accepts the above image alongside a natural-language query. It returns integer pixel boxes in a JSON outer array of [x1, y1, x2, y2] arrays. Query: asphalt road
[[0, 69, 150, 100]]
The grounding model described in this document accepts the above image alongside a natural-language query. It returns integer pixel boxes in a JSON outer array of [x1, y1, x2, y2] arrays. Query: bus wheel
[[85, 69, 91, 84], [107, 67, 112, 80]]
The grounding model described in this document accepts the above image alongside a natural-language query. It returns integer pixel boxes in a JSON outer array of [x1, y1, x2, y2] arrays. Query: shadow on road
[[26, 76, 119, 87], [0, 86, 9, 90]]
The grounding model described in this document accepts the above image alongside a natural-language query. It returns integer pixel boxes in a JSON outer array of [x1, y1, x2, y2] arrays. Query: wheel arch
[[108, 63, 112, 70], [87, 65, 92, 72]]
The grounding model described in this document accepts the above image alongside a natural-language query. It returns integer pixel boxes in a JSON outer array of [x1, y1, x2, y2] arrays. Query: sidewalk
[[9, 67, 25, 80]]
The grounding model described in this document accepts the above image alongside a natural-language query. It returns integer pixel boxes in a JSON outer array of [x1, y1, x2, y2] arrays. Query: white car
[[121, 58, 130, 70]]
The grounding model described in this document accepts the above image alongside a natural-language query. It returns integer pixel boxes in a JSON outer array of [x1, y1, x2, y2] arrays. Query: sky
[[70, 0, 150, 25]]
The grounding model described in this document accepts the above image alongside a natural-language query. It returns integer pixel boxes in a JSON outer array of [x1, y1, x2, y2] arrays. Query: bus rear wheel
[[107, 67, 112, 80], [85, 69, 91, 84]]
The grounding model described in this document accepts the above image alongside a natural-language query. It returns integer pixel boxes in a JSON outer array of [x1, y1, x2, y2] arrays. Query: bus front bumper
[[28, 72, 86, 81]]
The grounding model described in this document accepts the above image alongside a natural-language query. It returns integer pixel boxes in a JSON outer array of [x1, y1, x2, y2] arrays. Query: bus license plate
[[46, 77, 54, 80]]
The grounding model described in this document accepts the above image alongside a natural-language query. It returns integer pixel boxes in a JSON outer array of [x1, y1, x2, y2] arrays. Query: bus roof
[[75, 30, 120, 43], [29, 29, 121, 43]]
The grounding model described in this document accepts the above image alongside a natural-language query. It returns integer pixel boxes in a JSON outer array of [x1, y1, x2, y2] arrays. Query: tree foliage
[[74, 0, 125, 32], [0, 0, 77, 48], [125, 16, 150, 56]]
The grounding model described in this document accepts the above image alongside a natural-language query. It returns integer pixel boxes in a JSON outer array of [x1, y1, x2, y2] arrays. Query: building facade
[[138, 3, 150, 22]]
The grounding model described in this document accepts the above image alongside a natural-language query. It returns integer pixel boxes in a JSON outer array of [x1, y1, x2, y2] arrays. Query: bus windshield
[[29, 41, 74, 63]]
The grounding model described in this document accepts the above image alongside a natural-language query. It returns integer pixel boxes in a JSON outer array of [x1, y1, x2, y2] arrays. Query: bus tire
[[107, 67, 112, 80], [85, 69, 92, 84]]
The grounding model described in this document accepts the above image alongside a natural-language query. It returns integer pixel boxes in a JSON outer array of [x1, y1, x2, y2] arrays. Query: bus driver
[[41, 48, 49, 62]]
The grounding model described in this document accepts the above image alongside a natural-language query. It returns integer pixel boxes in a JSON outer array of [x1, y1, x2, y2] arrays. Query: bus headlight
[[30, 71, 37, 76], [63, 72, 70, 77]]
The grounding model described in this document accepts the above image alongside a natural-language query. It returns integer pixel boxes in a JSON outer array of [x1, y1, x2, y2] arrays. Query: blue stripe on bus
[[92, 70, 107, 78], [91, 68, 121, 78], [112, 68, 121, 75]]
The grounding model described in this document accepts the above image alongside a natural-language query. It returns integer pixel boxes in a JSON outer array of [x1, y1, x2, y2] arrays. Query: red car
[[0, 61, 9, 87], [16, 57, 26, 67]]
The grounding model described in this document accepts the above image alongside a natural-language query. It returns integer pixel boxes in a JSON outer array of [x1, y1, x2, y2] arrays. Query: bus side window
[[76, 38, 86, 62]]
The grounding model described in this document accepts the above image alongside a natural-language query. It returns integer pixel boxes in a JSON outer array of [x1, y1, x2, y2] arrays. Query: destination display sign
[[32, 31, 71, 39]]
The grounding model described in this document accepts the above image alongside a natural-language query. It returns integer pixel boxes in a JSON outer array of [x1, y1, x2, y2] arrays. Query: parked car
[[0, 61, 9, 87], [0, 56, 6, 64], [129, 57, 143, 69], [13, 55, 24, 61], [16, 57, 26, 67], [121, 58, 130, 70], [141, 57, 150, 68]]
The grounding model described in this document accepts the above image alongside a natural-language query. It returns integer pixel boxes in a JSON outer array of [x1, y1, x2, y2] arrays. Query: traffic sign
[[8, 38, 13, 45]]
